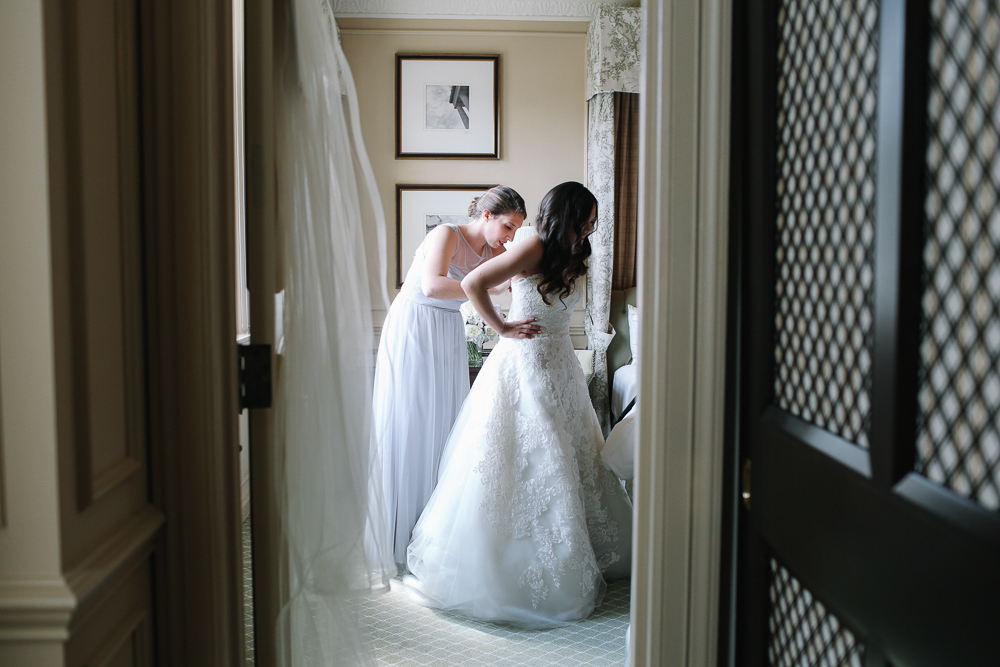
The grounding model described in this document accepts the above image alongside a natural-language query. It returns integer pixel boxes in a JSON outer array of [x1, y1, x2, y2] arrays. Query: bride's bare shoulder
[[508, 235, 543, 276]]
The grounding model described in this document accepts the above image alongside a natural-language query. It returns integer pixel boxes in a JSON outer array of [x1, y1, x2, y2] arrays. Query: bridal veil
[[273, 1, 394, 665]]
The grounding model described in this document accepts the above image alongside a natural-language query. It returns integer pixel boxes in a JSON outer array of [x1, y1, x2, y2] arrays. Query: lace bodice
[[506, 274, 582, 335]]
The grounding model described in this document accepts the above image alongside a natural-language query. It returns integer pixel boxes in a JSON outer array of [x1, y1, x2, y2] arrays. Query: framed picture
[[395, 55, 500, 159], [396, 184, 495, 287]]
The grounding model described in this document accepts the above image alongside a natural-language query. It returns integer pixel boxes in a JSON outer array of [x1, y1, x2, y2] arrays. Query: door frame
[[145, 0, 738, 663], [632, 0, 732, 665], [140, 1, 245, 665]]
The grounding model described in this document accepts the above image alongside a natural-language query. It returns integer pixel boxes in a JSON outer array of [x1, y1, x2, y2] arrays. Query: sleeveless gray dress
[[372, 224, 493, 570]]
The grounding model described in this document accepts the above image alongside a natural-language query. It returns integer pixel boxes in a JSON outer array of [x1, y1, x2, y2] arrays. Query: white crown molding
[[332, 0, 637, 21]]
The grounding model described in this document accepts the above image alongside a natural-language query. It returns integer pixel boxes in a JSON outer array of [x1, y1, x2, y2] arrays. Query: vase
[[467, 340, 483, 368]]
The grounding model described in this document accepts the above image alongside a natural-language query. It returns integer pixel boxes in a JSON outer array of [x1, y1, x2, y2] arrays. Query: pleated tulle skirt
[[372, 295, 469, 571]]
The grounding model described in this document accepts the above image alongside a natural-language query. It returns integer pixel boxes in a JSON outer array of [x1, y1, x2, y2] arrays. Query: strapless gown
[[405, 274, 632, 628]]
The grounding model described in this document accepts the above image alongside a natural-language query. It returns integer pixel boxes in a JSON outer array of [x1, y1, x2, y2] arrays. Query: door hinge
[[238, 344, 272, 410]]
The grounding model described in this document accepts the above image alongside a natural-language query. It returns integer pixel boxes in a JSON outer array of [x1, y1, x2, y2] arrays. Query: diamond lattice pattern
[[773, 0, 879, 448], [769, 560, 865, 667], [918, 0, 1000, 510]]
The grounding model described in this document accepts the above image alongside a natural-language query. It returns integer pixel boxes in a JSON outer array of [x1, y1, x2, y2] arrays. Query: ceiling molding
[[332, 0, 638, 21]]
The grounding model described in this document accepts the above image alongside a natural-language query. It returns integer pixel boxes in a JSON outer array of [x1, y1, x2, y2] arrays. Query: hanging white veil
[[273, 1, 394, 665]]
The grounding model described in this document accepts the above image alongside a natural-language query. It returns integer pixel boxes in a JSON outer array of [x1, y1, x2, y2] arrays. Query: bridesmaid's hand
[[501, 317, 542, 339]]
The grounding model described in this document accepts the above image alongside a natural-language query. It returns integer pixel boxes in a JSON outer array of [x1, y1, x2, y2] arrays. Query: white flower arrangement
[[460, 300, 503, 348]]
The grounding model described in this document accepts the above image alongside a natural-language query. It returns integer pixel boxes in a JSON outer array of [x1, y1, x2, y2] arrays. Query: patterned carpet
[[359, 578, 630, 667], [242, 516, 255, 667], [241, 515, 630, 666]]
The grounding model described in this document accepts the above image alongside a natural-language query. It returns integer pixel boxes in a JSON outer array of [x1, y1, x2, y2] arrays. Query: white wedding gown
[[405, 274, 632, 628]]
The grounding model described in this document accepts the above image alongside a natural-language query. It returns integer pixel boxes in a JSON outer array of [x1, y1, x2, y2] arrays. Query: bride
[[405, 182, 632, 629]]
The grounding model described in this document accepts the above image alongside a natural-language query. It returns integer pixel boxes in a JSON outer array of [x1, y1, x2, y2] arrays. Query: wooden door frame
[[140, 0, 245, 665], [136, 0, 737, 663], [633, 0, 732, 665]]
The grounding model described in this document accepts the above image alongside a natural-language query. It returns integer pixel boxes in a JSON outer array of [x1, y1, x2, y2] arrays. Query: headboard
[[607, 287, 638, 381]]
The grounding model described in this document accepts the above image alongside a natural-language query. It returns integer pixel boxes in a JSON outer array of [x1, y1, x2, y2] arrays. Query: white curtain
[[274, 2, 394, 665], [585, 6, 641, 435]]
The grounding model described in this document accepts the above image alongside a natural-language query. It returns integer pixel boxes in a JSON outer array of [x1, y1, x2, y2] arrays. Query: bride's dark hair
[[534, 182, 598, 305]]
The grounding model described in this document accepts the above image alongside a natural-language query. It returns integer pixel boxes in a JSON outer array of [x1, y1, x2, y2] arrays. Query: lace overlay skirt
[[405, 330, 632, 628]]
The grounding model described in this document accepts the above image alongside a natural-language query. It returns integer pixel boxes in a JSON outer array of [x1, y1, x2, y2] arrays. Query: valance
[[586, 5, 641, 99]]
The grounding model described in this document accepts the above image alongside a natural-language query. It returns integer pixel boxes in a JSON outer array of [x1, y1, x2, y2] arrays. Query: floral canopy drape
[[586, 5, 640, 435]]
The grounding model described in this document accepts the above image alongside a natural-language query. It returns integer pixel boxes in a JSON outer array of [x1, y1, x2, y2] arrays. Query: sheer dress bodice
[[400, 224, 492, 311]]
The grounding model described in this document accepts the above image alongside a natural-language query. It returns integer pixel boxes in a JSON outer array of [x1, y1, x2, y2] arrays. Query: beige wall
[[339, 19, 590, 342], [0, 0, 64, 593]]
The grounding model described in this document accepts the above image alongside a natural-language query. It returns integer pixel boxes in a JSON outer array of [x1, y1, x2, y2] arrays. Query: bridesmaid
[[373, 185, 537, 572]]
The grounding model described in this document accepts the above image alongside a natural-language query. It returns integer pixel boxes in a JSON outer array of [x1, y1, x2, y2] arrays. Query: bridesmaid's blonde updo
[[467, 185, 527, 220]]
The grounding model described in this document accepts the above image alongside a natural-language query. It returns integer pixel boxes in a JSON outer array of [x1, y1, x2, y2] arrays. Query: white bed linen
[[601, 409, 637, 480], [611, 363, 638, 419]]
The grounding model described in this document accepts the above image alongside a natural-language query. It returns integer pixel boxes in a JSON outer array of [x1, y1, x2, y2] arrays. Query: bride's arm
[[461, 237, 544, 339]]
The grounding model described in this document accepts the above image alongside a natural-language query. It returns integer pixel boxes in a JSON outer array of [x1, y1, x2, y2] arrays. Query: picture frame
[[395, 55, 500, 159], [396, 184, 496, 287]]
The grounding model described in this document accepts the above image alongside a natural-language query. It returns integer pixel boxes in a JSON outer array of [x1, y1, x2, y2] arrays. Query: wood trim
[[0, 336, 5, 529], [633, 0, 731, 665], [394, 55, 500, 159], [110, 0, 147, 505], [140, 0, 243, 664], [62, 0, 146, 512], [82, 606, 146, 667], [61, 0, 96, 513], [244, 0, 282, 665], [91, 458, 143, 502], [0, 581, 76, 641], [64, 506, 163, 630]]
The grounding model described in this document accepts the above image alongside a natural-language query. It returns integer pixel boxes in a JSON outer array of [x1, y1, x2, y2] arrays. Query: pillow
[[626, 304, 639, 363], [575, 349, 596, 386], [601, 408, 637, 480]]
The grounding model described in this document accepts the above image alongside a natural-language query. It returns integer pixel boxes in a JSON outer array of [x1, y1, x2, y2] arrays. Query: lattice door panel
[[768, 560, 865, 667], [917, 0, 1000, 510], [773, 0, 879, 448]]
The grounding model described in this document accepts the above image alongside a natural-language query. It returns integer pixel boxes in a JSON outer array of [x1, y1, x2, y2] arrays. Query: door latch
[[238, 344, 272, 410]]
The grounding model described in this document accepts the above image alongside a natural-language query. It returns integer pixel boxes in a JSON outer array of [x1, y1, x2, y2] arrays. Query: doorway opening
[[237, 8, 640, 666]]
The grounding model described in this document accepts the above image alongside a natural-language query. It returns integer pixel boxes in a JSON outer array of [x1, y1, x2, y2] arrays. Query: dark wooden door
[[732, 0, 1000, 665]]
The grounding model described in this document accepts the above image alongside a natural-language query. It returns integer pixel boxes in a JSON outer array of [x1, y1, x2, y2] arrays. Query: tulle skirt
[[404, 332, 632, 629], [373, 295, 469, 570]]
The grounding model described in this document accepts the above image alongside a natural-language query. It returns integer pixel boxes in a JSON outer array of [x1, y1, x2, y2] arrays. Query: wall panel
[[49, 0, 152, 577], [46, 0, 160, 663]]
